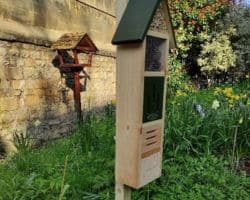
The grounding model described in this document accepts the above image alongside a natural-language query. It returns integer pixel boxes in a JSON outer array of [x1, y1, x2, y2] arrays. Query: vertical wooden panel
[[116, 42, 145, 188]]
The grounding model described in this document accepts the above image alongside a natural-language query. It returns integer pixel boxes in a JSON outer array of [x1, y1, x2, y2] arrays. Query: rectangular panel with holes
[[141, 125, 162, 158]]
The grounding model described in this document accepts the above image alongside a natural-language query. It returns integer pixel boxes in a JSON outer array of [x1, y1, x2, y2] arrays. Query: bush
[[168, 0, 231, 61], [167, 54, 192, 95], [198, 27, 236, 73]]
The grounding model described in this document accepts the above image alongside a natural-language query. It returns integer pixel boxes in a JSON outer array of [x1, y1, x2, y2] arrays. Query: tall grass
[[164, 91, 249, 158]]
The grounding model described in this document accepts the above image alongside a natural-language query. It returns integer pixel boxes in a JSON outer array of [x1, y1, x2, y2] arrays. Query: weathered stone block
[[0, 47, 6, 56], [24, 95, 41, 107], [11, 80, 25, 90], [32, 89, 45, 97], [25, 80, 48, 89], [0, 112, 15, 124], [0, 97, 19, 111], [5, 67, 23, 80]]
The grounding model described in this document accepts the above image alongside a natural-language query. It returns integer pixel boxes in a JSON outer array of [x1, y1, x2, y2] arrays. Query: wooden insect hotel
[[112, 0, 176, 189], [52, 33, 98, 119]]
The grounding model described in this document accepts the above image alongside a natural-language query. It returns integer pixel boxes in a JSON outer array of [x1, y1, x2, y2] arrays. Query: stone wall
[[0, 0, 116, 54], [0, 0, 117, 152]]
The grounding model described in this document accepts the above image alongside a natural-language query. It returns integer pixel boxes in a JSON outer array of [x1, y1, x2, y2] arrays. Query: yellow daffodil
[[223, 87, 233, 97], [232, 95, 240, 101]]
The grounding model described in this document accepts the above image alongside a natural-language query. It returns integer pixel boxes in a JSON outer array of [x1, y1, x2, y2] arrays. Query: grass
[[0, 80, 249, 199]]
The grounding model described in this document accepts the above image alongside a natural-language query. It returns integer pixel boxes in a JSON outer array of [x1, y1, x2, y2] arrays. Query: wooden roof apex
[[52, 32, 98, 53]]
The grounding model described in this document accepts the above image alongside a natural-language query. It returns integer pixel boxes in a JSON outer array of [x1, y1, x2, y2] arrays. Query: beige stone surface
[[0, 0, 119, 155], [0, 0, 116, 55], [0, 40, 116, 150]]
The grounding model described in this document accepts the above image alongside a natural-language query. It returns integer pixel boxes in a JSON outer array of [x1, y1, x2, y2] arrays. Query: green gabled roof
[[112, 0, 161, 45]]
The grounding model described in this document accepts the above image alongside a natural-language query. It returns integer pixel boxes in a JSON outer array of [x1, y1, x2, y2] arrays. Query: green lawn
[[0, 80, 249, 200]]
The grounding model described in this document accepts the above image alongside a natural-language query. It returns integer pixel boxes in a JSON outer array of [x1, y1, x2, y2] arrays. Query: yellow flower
[[223, 87, 233, 97], [176, 90, 187, 97], [232, 95, 240, 101], [214, 87, 222, 95]]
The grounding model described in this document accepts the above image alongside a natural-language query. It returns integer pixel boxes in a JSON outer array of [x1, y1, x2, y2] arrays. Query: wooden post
[[115, 183, 131, 200], [115, 0, 131, 199], [73, 50, 82, 120], [74, 71, 82, 120]]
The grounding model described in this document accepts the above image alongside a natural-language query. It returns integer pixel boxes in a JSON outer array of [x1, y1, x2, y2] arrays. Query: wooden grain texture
[[115, 183, 131, 200], [116, 42, 145, 188], [115, 0, 132, 199]]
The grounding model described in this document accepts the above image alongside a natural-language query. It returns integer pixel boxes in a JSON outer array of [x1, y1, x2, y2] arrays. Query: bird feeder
[[52, 33, 98, 120], [112, 0, 176, 189]]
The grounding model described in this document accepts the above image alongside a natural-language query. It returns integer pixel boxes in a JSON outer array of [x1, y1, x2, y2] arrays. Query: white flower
[[212, 100, 220, 110]]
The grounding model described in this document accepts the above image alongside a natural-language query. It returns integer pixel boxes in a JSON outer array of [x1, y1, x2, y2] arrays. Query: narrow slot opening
[[146, 135, 157, 140], [146, 141, 157, 146], [147, 129, 156, 134]]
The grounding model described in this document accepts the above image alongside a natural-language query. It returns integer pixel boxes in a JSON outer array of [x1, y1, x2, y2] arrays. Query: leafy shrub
[[167, 54, 196, 95], [168, 0, 231, 59], [198, 27, 236, 73]]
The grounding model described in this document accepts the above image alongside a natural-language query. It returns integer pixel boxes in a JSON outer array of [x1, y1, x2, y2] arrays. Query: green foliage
[[133, 155, 249, 200], [198, 27, 236, 73], [13, 132, 32, 153], [0, 82, 249, 199], [169, 0, 231, 58], [167, 55, 189, 94], [165, 80, 249, 157], [0, 111, 116, 200]]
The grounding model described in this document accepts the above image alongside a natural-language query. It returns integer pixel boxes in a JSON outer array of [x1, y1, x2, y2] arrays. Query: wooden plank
[[116, 42, 145, 188], [115, 183, 131, 200], [115, 0, 132, 199]]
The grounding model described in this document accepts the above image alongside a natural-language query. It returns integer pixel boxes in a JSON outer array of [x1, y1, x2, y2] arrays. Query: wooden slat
[[141, 147, 161, 159]]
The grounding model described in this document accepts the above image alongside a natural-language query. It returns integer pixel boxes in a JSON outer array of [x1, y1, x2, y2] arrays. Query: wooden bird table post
[[113, 0, 177, 199]]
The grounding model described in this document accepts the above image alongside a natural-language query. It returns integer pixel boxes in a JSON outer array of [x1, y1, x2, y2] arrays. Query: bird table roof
[[52, 33, 98, 53]]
